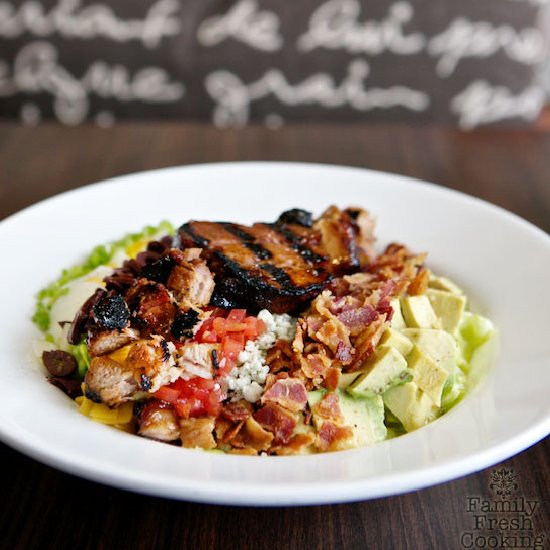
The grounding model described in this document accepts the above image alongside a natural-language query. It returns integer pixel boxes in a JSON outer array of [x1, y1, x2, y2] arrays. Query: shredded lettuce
[[71, 341, 92, 378], [456, 312, 495, 370], [33, 220, 174, 333]]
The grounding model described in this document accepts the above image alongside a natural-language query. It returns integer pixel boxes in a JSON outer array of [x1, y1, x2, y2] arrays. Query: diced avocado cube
[[338, 371, 361, 389], [347, 346, 408, 398], [400, 328, 458, 374], [379, 328, 413, 357], [338, 392, 386, 446], [426, 289, 466, 332], [428, 275, 464, 295], [400, 296, 441, 329], [307, 390, 387, 447], [389, 298, 406, 329], [383, 382, 438, 432], [407, 346, 448, 407]]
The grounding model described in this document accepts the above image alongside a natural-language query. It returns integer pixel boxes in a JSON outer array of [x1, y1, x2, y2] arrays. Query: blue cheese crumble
[[226, 310, 297, 403]]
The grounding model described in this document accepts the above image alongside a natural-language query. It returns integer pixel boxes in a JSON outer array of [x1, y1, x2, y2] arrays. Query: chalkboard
[[0, 0, 547, 128]]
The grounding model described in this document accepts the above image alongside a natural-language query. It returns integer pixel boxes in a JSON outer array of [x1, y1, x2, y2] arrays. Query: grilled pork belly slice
[[177, 207, 373, 314]]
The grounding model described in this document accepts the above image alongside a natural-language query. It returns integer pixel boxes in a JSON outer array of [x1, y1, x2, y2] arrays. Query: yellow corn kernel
[[89, 402, 120, 424], [116, 402, 134, 424], [79, 397, 93, 416], [75, 396, 84, 405], [109, 345, 132, 365]]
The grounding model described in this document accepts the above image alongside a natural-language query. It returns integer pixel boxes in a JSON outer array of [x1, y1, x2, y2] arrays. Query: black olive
[[138, 257, 174, 285], [276, 208, 313, 227], [42, 350, 77, 377], [92, 293, 130, 329]]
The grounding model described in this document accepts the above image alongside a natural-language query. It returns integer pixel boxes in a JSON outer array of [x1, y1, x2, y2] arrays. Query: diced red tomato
[[227, 309, 247, 322], [222, 334, 244, 361], [194, 317, 215, 342], [243, 316, 265, 339], [161, 376, 223, 419], [193, 308, 266, 379], [153, 386, 180, 404]]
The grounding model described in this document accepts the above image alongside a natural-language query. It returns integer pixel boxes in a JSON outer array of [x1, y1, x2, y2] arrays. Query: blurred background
[[0, 0, 549, 129]]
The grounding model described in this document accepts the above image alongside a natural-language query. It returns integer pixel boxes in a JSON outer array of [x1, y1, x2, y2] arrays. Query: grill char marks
[[178, 220, 333, 314]]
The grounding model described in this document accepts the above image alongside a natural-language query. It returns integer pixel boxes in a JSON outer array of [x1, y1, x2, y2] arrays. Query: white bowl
[[0, 162, 548, 506]]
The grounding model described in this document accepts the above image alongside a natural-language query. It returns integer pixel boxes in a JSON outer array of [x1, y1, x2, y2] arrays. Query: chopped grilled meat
[[84, 356, 138, 406], [87, 327, 139, 357], [125, 336, 178, 392], [125, 279, 176, 336], [176, 342, 219, 380], [313, 206, 360, 275], [166, 256, 215, 307], [138, 402, 180, 442]]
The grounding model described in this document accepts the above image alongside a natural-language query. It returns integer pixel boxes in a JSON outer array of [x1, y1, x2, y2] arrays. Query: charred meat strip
[[177, 207, 375, 314]]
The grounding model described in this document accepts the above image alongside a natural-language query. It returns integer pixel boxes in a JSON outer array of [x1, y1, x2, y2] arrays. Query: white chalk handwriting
[[451, 80, 545, 129], [429, 17, 546, 77], [297, 0, 425, 55], [197, 0, 282, 52], [205, 59, 429, 127], [0, 0, 181, 49], [0, 41, 184, 125]]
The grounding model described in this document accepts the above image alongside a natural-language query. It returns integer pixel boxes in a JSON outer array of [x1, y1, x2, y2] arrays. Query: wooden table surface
[[0, 122, 548, 549]]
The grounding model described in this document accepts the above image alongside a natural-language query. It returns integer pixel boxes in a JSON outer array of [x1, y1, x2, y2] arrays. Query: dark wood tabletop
[[0, 122, 548, 550]]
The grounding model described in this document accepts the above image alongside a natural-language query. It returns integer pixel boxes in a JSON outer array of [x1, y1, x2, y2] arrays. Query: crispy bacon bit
[[315, 421, 355, 452], [265, 340, 295, 374], [336, 305, 377, 332], [299, 351, 331, 384], [228, 447, 258, 455], [407, 268, 431, 296], [271, 432, 316, 456], [180, 417, 217, 449], [215, 417, 245, 444], [324, 367, 340, 391], [221, 400, 253, 422], [315, 318, 352, 361], [312, 392, 343, 422], [231, 417, 274, 451], [292, 321, 305, 355], [348, 315, 389, 371], [261, 378, 308, 412], [254, 402, 297, 445]]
